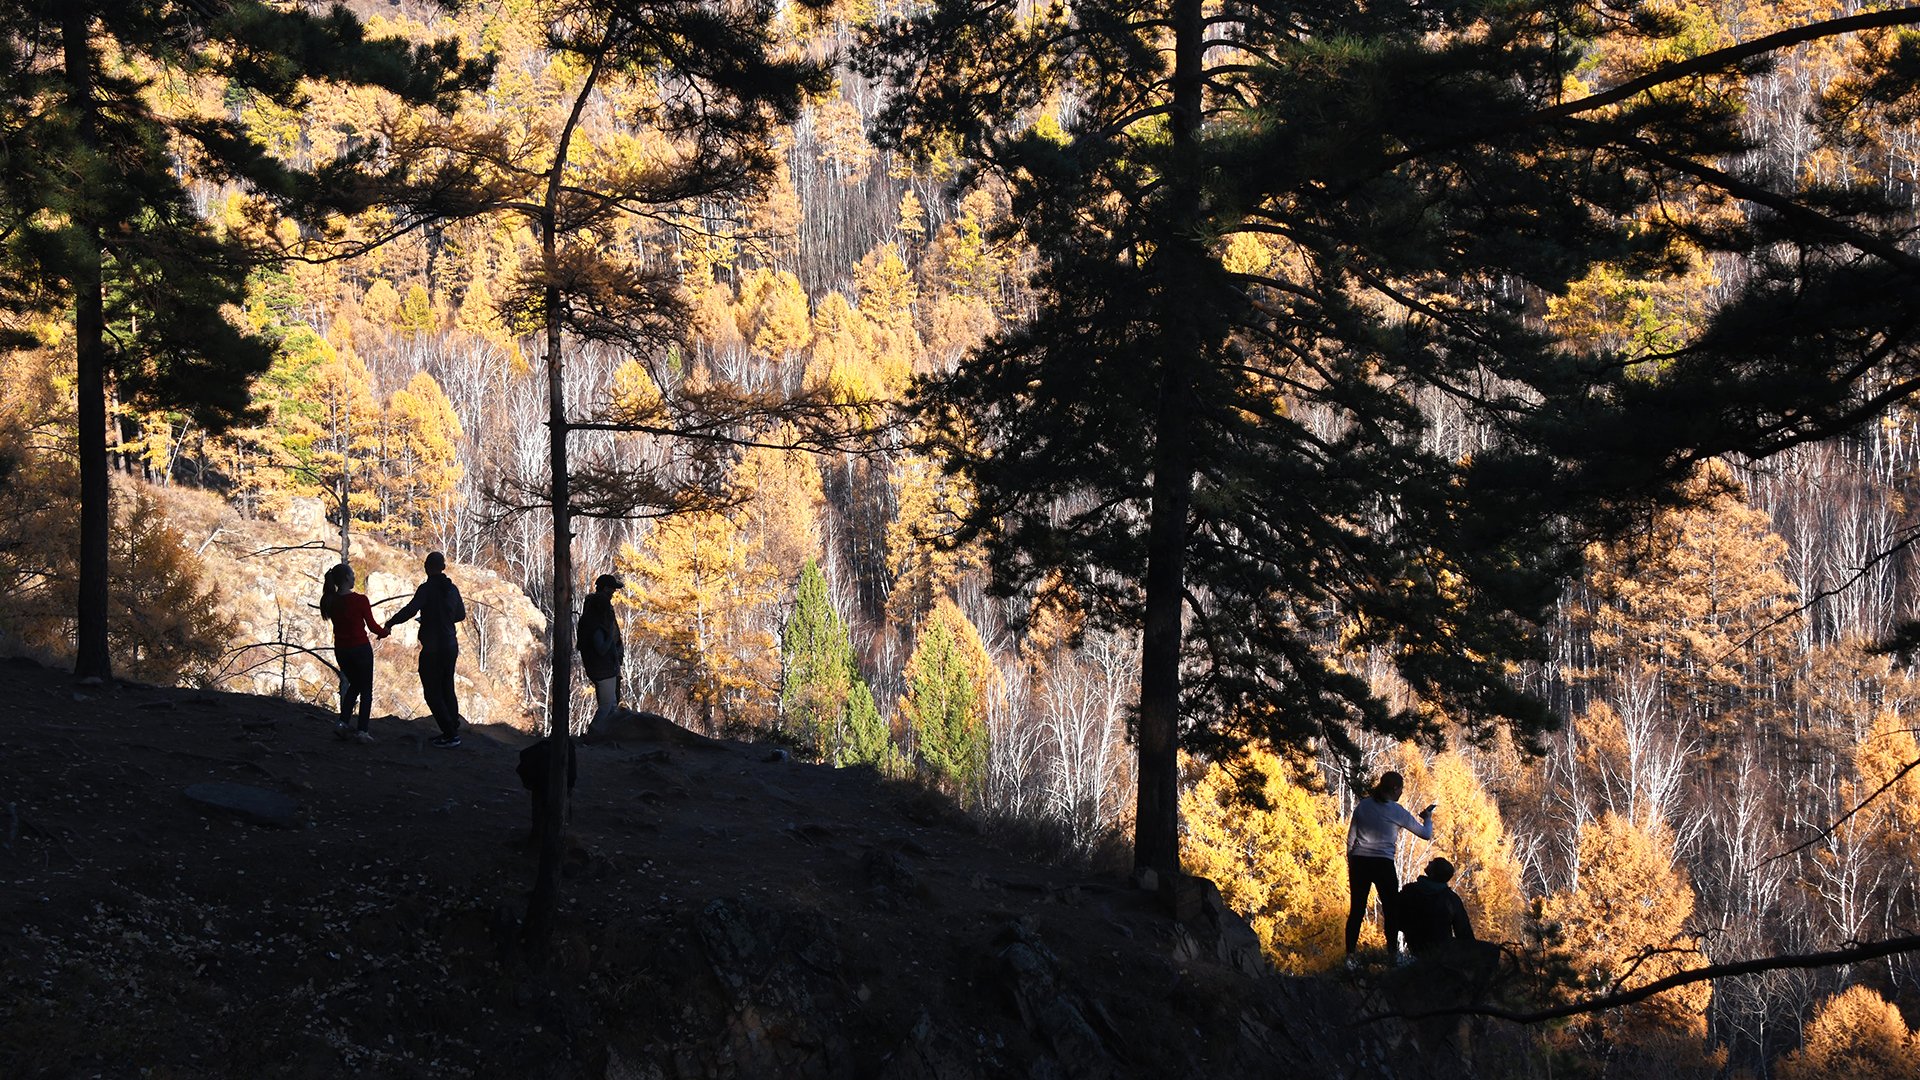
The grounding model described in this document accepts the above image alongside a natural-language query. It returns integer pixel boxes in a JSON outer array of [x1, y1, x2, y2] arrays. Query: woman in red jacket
[[319, 563, 389, 742]]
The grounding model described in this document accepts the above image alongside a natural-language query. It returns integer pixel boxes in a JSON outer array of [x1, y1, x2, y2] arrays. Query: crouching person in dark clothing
[[1399, 857, 1476, 954], [516, 736, 576, 845], [1399, 857, 1503, 1002]]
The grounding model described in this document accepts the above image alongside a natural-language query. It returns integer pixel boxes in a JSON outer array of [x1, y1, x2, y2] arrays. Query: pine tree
[[806, 292, 882, 403], [900, 597, 993, 799], [733, 441, 825, 584], [396, 282, 438, 337], [110, 493, 239, 688], [620, 506, 780, 731], [223, 286, 381, 558], [842, 676, 899, 774], [1852, 711, 1920, 858], [1573, 461, 1803, 748], [865, 0, 1920, 886], [895, 189, 926, 246], [381, 370, 466, 548], [852, 242, 919, 393], [0, 2, 485, 679], [739, 267, 814, 361], [885, 450, 977, 627], [781, 559, 856, 760], [1541, 813, 1710, 1053]]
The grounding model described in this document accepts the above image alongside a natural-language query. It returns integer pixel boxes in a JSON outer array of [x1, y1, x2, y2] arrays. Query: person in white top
[[1345, 770, 1434, 963]]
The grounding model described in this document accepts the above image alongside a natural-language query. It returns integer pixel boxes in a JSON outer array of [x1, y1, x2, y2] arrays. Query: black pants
[[418, 649, 461, 738], [1347, 855, 1402, 955], [336, 643, 374, 732]]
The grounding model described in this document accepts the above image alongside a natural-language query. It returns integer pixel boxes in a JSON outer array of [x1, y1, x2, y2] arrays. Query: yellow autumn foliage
[[1541, 813, 1709, 1044], [1775, 984, 1920, 1080], [1388, 745, 1527, 942], [1181, 748, 1347, 974], [619, 505, 780, 732]]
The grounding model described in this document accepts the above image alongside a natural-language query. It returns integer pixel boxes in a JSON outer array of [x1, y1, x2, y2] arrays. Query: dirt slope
[[0, 657, 1483, 1079]]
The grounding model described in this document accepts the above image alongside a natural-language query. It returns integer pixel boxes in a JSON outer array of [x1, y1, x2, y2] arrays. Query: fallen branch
[[242, 540, 338, 559], [1355, 935, 1920, 1025]]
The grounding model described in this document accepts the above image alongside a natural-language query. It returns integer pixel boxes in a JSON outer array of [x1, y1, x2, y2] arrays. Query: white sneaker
[[1344, 955, 1360, 972], [353, 730, 374, 744]]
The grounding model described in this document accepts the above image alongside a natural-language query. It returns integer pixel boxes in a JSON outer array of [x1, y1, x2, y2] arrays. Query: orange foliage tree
[[619, 505, 780, 731], [379, 370, 465, 549], [1180, 749, 1347, 973], [1774, 984, 1920, 1080], [1541, 812, 1712, 1060]]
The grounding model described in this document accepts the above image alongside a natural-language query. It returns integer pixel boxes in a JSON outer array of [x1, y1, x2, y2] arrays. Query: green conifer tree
[[842, 676, 898, 774], [900, 598, 993, 799], [781, 559, 855, 760], [866, 0, 1920, 886], [0, 3, 485, 679]]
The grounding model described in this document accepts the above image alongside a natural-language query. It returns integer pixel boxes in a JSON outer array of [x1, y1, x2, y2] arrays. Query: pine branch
[[1381, 8, 1920, 176]]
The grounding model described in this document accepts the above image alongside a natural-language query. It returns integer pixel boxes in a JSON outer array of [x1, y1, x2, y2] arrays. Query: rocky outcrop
[[157, 484, 548, 730]]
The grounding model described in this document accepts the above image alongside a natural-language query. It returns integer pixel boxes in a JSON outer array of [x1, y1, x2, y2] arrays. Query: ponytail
[[319, 563, 350, 620]]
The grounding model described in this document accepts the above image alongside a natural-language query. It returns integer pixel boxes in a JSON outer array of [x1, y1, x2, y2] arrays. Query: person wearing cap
[[385, 551, 467, 747], [576, 573, 625, 729], [1397, 856, 1476, 956]]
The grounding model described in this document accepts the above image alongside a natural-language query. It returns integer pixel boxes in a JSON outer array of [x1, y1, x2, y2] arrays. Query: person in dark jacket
[[385, 551, 466, 747], [576, 573, 624, 729], [319, 563, 389, 742], [1398, 857, 1476, 956]]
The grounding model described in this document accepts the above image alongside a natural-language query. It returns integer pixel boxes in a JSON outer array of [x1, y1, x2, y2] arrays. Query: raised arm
[[1393, 802, 1434, 842]]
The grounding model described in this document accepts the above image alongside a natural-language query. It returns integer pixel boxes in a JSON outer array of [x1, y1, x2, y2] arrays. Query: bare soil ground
[[0, 655, 1388, 1080]]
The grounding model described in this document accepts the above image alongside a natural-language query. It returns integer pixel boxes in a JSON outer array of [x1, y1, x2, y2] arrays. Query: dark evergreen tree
[[842, 675, 893, 773], [395, 0, 832, 953], [781, 558, 858, 761], [0, 2, 485, 680], [865, 2, 1920, 886]]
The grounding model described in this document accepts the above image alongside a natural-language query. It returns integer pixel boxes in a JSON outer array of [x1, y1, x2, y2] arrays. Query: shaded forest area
[[7, 0, 1920, 1076]]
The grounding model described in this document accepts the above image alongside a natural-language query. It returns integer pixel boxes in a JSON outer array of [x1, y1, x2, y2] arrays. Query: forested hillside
[[7, 0, 1920, 1075]]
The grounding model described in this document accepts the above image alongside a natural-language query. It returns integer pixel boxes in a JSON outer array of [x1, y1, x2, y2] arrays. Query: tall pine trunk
[[523, 54, 605, 956], [524, 255, 573, 954], [65, 16, 112, 683], [1132, 0, 1208, 889]]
